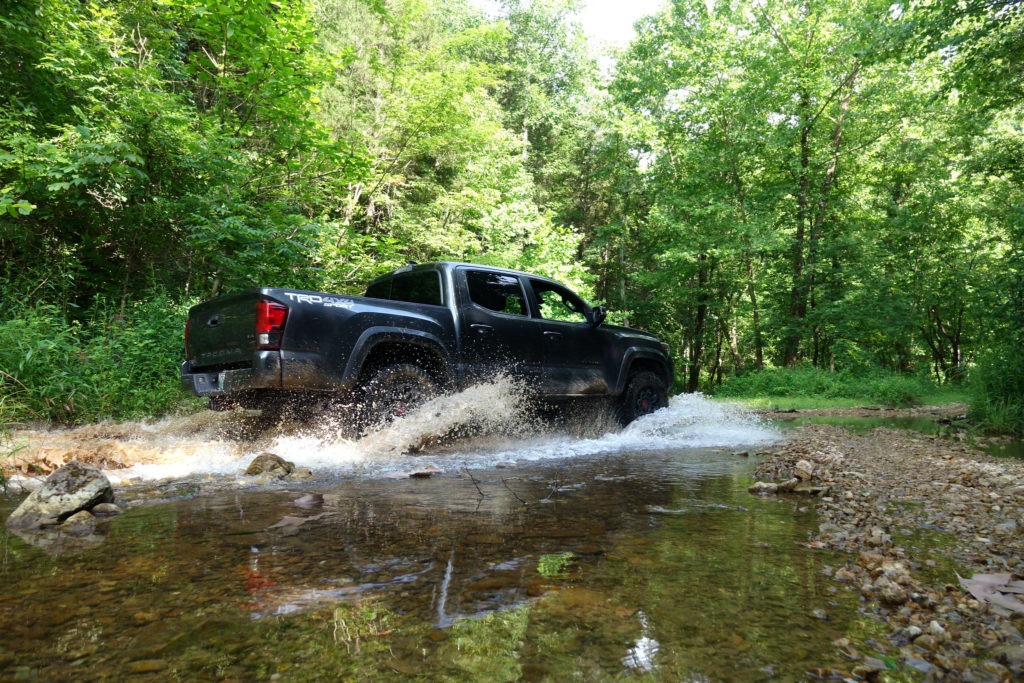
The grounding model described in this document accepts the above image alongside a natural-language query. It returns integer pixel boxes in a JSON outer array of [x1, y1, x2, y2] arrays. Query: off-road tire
[[358, 363, 438, 429], [618, 371, 668, 425]]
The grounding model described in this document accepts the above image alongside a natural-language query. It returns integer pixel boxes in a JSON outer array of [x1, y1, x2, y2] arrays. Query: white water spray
[[9, 382, 779, 484]]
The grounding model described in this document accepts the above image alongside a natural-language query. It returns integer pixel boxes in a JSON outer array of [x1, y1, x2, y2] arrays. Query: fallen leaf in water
[[267, 513, 326, 529]]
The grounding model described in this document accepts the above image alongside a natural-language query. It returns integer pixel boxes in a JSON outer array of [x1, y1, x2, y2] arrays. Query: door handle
[[471, 324, 494, 335], [543, 331, 562, 340]]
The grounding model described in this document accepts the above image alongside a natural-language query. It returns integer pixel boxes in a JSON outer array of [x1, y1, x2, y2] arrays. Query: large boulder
[[5, 461, 114, 529]]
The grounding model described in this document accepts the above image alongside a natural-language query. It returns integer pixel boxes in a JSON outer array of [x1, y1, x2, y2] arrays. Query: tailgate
[[186, 290, 264, 368]]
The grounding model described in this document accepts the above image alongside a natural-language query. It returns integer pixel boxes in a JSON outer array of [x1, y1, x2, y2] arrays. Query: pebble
[[752, 416, 1024, 680]]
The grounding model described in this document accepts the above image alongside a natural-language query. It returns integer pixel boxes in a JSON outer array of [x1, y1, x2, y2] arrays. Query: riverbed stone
[[91, 502, 123, 516], [61, 510, 97, 537], [748, 481, 778, 495], [245, 452, 294, 477], [5, 461, 114, 529], [285, 467, 314, 481], [794, 459, 815, 480], [777, 477, 800, 492]]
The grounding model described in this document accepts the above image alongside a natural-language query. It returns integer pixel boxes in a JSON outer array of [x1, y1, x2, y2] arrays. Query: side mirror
[[590, 305, 607, 326]]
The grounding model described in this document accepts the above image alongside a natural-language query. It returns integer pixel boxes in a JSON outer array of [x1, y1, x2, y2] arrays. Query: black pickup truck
[[181, 262, 673, 425]]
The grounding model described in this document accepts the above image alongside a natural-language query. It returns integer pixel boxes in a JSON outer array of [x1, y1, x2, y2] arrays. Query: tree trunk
[[687, 258, 710, 392]]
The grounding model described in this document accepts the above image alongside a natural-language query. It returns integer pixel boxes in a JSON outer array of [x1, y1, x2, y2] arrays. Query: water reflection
[[622, 611, 659, 672], [0, 449, 857, 680]]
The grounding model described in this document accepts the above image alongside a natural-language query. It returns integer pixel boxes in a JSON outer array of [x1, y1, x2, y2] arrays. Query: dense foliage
[[0, 0, 1020, 430]]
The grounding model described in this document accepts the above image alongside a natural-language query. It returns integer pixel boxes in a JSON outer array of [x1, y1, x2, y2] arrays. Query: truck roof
[[368, 261, 567, 285]]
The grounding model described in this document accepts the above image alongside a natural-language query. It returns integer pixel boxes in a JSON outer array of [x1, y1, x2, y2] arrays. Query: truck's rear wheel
[[618, 371, 668, 425], [359, 363, 438, 428]]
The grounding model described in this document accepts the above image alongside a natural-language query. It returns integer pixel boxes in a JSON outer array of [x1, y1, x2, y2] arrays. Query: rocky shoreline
[[750, 409, 1024, 680]]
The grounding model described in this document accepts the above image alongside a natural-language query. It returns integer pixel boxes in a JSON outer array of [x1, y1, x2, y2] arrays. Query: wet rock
[[90, 503, 122, 516], [61, 510, 96, 537], [5, 461, 114, 529], [245, 453, 294, 477], [748, 481, 778, 495], [777, 477, 800, 492], [793, 482, 829, 495], [285, 467, 313, 481]]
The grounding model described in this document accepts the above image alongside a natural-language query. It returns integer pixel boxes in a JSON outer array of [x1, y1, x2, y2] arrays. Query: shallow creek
[[1, 394, 879, 681]]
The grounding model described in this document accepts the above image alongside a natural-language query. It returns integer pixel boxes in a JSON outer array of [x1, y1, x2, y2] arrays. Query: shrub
[[0, 293, 199, 424], [970, 346, 1024, 435]]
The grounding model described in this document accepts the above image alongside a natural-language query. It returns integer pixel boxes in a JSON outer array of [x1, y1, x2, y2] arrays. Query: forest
[[0, 0, 1021, 432]]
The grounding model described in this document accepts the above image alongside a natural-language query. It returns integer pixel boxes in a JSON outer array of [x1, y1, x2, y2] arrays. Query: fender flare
[[613, 348, 674, 395], [342, 326, 454, 386]]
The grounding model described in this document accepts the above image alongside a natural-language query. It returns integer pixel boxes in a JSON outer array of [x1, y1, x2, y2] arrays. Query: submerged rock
[[5, 461, 114, 530], [748, 481, 778, 495]]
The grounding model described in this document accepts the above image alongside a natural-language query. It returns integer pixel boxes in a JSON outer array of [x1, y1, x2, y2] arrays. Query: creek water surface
[[1, 392, 869, 681]]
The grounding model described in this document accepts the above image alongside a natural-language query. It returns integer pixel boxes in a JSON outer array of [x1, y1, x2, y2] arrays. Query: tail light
[[184, 318, 193, 360], [255, 300, 288, 350]]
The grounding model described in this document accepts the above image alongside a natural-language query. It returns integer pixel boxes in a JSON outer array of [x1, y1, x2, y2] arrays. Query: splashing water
[[8, 381, 779, 485]]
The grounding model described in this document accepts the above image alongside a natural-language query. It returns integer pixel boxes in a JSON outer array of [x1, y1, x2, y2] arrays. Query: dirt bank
[[752, 406, 1024, 680]]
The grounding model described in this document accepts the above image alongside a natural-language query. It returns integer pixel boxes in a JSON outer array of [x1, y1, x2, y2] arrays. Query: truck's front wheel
[[359, 363, 438, 428], [618, 371, 668, 425]]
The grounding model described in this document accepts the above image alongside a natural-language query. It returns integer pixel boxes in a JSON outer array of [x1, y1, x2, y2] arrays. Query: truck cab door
[[456, 268, 543, 384], [527, 279, 612, 396]]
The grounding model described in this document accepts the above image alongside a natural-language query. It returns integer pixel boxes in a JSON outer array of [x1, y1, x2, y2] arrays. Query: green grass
[[720, 396, 869, 411], [711, 366, 964, 409], [537, 552, 576, 578]]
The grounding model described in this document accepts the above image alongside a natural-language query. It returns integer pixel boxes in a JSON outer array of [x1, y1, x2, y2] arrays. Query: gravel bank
[[751, 409, 1024, 680]]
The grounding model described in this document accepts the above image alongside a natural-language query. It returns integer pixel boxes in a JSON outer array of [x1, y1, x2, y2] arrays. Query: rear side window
[[365, 271, 442, 306], [466, 270, 527, 316], [365, 280, 390, 299]]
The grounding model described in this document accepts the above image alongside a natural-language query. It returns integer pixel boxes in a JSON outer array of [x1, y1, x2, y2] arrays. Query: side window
[[390, 271, 443, 305], [466, 270, 527, 316], [531, 280, 588, 323], [364, 280, 390, 299]]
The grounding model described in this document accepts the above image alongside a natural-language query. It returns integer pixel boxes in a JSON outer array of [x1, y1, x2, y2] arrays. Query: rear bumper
[[179, 352, 283, 397]]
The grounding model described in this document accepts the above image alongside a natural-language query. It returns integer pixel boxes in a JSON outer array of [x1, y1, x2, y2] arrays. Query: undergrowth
[[712, 366, 957, 408], [0, 292, 200, 425], [970, 346, 1024, 435]]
